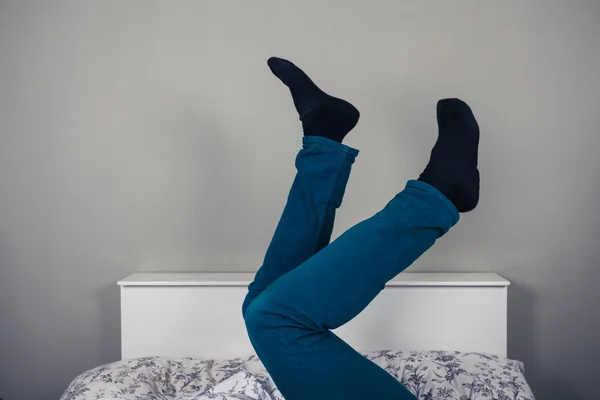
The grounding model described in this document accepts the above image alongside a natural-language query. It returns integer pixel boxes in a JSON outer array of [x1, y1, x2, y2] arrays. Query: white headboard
[[118, 272, 510, 360]]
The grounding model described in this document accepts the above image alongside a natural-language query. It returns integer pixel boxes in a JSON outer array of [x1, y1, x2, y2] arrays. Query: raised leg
[[245, 181, 457, 399], [244, 99, 480, 400], [242, 57, 361, 316], [242, 136, 358, 316]]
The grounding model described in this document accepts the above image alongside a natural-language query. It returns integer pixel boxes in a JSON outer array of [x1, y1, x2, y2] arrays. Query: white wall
[[1, 1, 599, 399]]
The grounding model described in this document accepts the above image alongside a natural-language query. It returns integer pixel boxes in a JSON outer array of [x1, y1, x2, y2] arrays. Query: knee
[[244, 292, 316, 339], [242, 294, 272, 330], [241, 293, 254, 319], [243, 293, 274, 339]]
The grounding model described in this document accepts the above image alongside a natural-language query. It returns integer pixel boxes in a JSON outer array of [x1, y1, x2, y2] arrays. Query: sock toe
[[419, 99, 480, 213], [267, 57, 319, 94], [437, 98, 477, 128], [267, 57, 292, 81]]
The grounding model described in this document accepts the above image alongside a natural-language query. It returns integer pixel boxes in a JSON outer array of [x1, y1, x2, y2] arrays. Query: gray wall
[[1, 1, 599, 399]]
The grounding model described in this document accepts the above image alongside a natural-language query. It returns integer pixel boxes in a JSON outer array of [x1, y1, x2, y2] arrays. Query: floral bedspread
[[61, 350, 535, 400]]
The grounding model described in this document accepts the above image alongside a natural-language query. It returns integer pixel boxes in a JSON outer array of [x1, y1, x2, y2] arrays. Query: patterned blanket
[[61, 350, 535, 400]]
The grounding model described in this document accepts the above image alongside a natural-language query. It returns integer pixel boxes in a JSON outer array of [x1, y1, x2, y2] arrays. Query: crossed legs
[[242, 58, 480, 400]]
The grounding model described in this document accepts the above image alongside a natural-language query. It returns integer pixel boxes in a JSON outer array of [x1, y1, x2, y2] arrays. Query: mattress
[[61, 350, 535, 400]]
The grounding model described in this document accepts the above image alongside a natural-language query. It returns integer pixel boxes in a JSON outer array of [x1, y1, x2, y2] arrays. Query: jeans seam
[[282, 325, 310, 379], [311, 148, 350, 255]]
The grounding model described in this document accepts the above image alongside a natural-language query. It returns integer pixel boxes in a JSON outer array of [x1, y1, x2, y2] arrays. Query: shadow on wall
[[508, 281, 584, 400], [57, 282, 121, 399], [98, 282, 121, 363]]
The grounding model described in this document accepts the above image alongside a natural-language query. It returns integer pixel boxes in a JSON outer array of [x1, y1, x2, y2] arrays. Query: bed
[[61, 272, 536, 400]]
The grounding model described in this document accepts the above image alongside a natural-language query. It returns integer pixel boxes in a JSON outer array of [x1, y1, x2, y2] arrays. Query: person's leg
[[242, 136, 359, 316], [244, 98, 480, 400], [242, 57, 360, 316]]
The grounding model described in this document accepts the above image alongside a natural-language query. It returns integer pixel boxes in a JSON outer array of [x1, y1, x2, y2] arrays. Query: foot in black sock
[[267, 57, 359, 143], [418, 98, 480, 213]]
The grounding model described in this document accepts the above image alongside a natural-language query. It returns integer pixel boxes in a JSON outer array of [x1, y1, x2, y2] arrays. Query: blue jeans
[[242, 136, 459, 400]]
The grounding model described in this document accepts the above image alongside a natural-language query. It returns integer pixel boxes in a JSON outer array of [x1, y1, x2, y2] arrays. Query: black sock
[[418, 98, 480, 213], [267, 57, 359, 143]]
